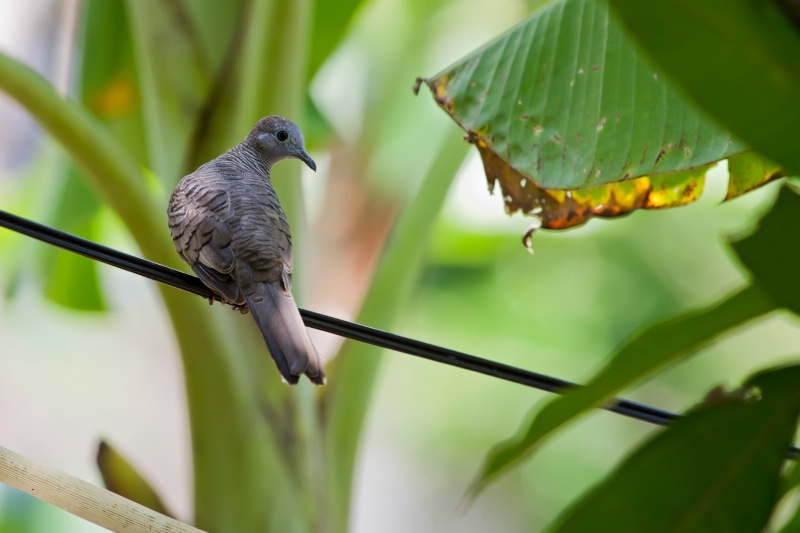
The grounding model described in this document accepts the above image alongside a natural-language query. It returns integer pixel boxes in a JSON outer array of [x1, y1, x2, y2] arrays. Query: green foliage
[[42, 169, 105, 311], [470, 282, 777, 494], [726, 152, 784, 201], [733, 185, 800, 314], [96, 441, 173, 517], [2, 0, 800, 531], [308, 0, 365, 78], [607, 0, 800, 175], [417, 0, 763, 230], [467, 185, 800, 498], [420, 0, 745, 190], [550, 365, 800, 532], [322, 131, 469, 531], [415, 0, 800, 520]]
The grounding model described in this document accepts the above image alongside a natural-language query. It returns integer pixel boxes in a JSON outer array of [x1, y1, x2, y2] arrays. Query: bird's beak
[[296, 149, 316, 172]]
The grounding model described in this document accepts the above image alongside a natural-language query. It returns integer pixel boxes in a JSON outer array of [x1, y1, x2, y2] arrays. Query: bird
[[167, 116, 325, 385]]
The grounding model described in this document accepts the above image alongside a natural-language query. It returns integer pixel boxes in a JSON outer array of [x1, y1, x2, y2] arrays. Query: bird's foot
[[202, 294, 246, 313]]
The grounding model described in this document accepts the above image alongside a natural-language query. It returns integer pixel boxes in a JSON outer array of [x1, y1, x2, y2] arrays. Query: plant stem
[[322, 131, 469, 532], [0, 51, 171, 265]]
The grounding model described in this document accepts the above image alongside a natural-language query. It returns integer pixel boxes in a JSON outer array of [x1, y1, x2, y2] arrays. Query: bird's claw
[[207, 296, 247, 314]]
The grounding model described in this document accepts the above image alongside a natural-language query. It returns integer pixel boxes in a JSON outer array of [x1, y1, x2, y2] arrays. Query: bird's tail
[[244, 282, 325, 385]]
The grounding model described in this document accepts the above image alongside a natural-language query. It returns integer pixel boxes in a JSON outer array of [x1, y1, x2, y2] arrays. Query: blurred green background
[[1, 0, 799, 531]]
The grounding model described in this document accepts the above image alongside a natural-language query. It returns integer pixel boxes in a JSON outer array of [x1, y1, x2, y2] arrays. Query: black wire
[[1, 208, 797, 459]]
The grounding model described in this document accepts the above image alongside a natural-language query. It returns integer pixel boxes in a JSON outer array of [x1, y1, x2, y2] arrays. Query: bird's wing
[[168, 174, 243, 303]]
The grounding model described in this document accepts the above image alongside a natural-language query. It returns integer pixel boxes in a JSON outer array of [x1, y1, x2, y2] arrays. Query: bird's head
[[247, 115, 316, 171]]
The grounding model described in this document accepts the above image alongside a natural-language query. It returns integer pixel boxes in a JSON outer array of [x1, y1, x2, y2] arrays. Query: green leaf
[[732, 185, 800, 314], [302, 92, 335, 149], [780, 459, 800, 499], [606, 0, 800, 175], [42, 169, 106, 311], [549, 365, 800, 533], [36, 0, 142, 311], [43, 231, 106, 311], [308, 0, 365, 78], [125, 0, 212, 184], [777, 510, 800, 533], [96, 440, 173, 517], [726, 152, 784, 201], [470, 284, 777, 495], [419, 0, 745, 192]]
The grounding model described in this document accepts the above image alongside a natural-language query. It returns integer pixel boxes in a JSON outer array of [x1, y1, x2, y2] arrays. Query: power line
[[1, 208, 797, 458]]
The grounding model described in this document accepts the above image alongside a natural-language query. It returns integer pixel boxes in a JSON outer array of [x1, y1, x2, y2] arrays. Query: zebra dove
[[167, 116, 325, 385]]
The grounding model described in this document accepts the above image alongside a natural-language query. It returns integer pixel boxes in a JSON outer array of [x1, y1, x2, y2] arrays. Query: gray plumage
[[167, 116, 324, 385]]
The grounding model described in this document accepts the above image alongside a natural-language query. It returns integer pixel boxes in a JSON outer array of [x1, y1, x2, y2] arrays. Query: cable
[[1, 208, 798, 459]]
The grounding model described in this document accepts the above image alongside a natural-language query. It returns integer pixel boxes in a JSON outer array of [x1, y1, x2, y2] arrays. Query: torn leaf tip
[[523, 225, 538, 255], [412, 77, 425, 96]]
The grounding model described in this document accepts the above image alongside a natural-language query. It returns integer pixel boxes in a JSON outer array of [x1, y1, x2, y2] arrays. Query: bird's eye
[[276, 130, 289, 142]]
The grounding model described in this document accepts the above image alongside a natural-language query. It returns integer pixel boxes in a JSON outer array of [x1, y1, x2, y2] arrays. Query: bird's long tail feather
[[244, 282, 325, 385]]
